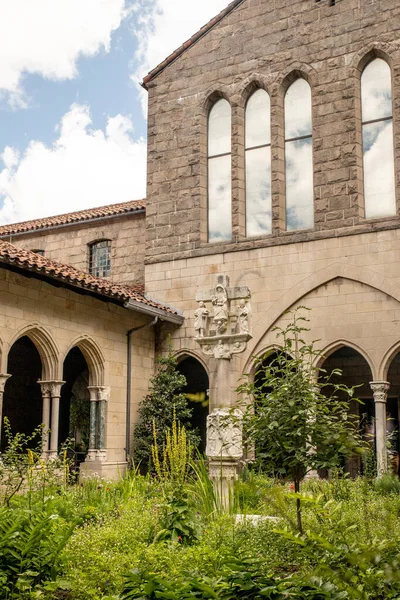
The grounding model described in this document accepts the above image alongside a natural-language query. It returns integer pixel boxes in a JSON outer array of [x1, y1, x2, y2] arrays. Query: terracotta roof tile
[[0, 199, 146, 237], [0, 241, 181, 318], [142, 0, 245, 89]]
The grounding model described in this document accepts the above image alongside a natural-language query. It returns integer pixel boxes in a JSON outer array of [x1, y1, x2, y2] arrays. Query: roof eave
[[124, 299, 184, 325]]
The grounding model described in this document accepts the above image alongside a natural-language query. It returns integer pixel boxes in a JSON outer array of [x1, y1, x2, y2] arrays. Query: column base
[[208, 458, 238, 509], [80, 460, 128, 481]]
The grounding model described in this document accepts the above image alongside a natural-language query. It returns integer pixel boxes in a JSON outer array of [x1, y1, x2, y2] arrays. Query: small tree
[[133, 350, 200, 472], [238, 308, 366, 533]]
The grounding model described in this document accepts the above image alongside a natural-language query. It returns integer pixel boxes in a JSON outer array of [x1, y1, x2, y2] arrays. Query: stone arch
[[351, 43, 395, 74], [175, 348, 210, 377], [6, 324, 59, 381], [243, 343, 285, 380], [237, 76, 272, 107], [248, 262, 400, 360], [279, 63, 317, 94], [317, 339, 377, 380], [379, 341, 400, 381], [202, 87, 232, 116], [63, 335, 105, 386]]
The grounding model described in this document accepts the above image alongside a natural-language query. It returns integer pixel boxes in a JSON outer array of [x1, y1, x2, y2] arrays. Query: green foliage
[[0, 504, 75, 598], [373, 472, 400, 495], [154, 487, 200, 545], [238, 308, 366, 531], [133, 348, 200, 472]]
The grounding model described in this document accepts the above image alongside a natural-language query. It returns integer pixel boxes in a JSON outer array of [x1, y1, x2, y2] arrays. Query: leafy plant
[[0, 504, 76, 598], [133, 346, 200, 472], [237, 308, 366, 533]]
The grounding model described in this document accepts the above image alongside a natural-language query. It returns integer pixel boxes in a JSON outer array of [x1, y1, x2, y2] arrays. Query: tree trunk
[[294, 478, 303, 534]]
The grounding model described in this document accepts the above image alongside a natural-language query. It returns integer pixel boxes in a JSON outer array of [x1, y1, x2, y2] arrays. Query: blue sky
[[0, 0, 229, 225]]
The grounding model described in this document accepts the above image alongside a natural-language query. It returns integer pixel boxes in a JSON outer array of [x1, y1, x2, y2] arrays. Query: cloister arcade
[[0, 327, 109, 467]]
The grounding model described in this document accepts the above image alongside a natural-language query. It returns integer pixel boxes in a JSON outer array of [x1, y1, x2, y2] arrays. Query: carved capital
[[370, 381, 390, 403], [38, 380, 65, 398], [88, 386, 110, 402], [0, 374, 11, 395]]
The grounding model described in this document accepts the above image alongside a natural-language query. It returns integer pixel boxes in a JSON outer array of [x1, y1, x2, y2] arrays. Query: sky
[[0, 0, 229, 225]]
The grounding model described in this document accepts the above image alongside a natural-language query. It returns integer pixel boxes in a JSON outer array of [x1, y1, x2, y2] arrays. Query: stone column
[[49, 382, 65, 458], [206, 408, 243, 508], [97, 386, 110, 462], [39, 382, 52, 457], [87, 386, 98, 461], [0, 374, 11, 450], [370, 381, 390, 477]]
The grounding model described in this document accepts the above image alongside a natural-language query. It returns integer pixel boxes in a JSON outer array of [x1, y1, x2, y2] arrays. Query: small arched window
[[284, 79, 314, 230], [208, 98, 232, 242], [361, 58, 396, 218], [245, 89, 271, 237], [89, 240, 111, 278]]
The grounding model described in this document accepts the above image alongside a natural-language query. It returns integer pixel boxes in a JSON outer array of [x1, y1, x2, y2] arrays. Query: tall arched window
[[245, 89, 271, 237], [361, 58, 396, 218], [208, 99, 232, 242], [285, 79, 314, 230]]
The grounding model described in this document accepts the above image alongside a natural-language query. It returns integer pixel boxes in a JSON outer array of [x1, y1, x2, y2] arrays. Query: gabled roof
[[0, 241, 183, 323], [0, 199, 146, 238], [142, 0, 245, 89]]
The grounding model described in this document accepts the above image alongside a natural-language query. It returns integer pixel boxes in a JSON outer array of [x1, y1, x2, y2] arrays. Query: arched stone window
[[361, 58, 396, 218], [245, 89, 271, 237], [208, 98, 232, 242], [89, 240, 111, 278], [284, 79, 314, 231]]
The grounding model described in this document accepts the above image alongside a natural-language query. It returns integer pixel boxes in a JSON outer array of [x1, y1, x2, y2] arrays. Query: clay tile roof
[[0, 199, 146, 237], [142, 0, 245, 89], [0, 240, 181, 319]]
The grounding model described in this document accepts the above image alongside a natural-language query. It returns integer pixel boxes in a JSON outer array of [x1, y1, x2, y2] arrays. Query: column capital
[[88, 385, 110, 402], [38, 380, 65, 397], [370, 381, 390, 403], [0, 373, 11, 394]]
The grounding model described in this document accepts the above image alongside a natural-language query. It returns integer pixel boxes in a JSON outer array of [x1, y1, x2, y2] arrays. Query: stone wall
[[0, 267, 156, 475], [145, 0, 400, 262], [3, 213, 146, 285]]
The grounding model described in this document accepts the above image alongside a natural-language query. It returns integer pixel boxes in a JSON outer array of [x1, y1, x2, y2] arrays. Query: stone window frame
[[355, 48, 399, 222], [31, 249, 45, 256], [88, 239, 112, 278]]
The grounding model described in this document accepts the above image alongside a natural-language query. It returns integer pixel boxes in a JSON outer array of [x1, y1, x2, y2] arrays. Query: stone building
[[1, 0, 400, 478]]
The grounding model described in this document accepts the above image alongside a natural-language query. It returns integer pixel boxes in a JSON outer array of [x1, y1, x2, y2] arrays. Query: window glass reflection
[[208, 155, 232, 242], [361, 59, 392, 122], [285, 79, 314, 230], [246, 89, 271, 149], [363, 120, 396, 217], [246, 147, 272, 236], [208, 99, 231, 157], [286, 138, 313, 230], [362, 59, 396, 218], [245, 89, 271, 237], [285, 79, 312, 140]]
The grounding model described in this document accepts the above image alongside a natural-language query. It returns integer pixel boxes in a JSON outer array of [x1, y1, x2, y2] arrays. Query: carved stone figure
[[194, 301, 209, 338], [212, 284, 229, 334], [237, 299, 250, 333], [206, 408, 243, 460]]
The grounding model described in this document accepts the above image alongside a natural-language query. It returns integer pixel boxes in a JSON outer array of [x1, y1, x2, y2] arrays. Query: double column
[[87, 386, 109, 462], [0, 374, 11, 449], [370, 381, 390, 477], [39, 381, 64, 458]]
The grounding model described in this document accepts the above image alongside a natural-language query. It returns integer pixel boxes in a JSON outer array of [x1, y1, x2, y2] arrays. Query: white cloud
[[0, 0, 126, 106], [0, 104, 147, 224], [132, 0, 231, 114]]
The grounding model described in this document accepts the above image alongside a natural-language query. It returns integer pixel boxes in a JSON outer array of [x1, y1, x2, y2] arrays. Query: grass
[[2, 467, 400, 599]]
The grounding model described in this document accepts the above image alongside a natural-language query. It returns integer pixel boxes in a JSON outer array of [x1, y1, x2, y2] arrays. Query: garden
[[1, 313, 400, 599]]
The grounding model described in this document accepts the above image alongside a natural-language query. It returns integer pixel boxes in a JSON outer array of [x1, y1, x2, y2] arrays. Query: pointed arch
[[63, 335, 105, 386], [379, 341, 400, 381], [7, 324, 59, 381], [248, 262, 400, 360], [316, 339, 376, 380], [174, 349, 210, 378]]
